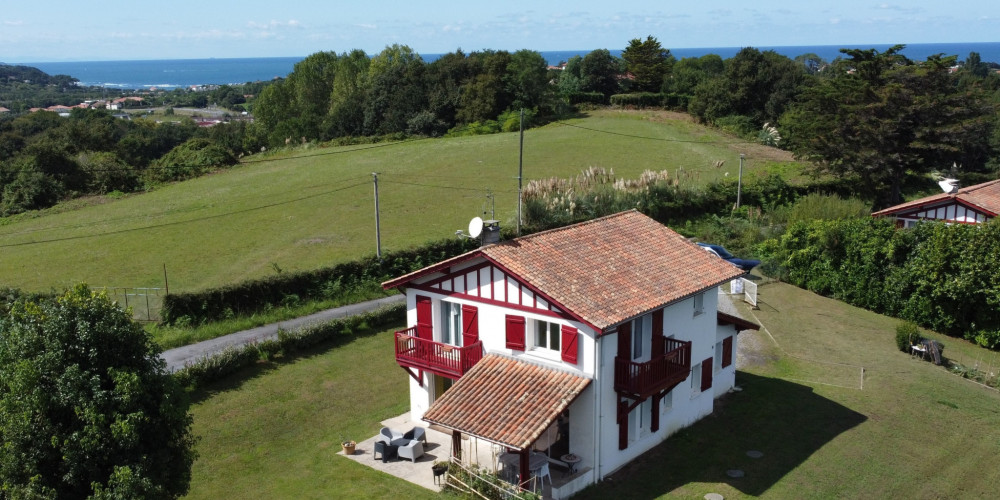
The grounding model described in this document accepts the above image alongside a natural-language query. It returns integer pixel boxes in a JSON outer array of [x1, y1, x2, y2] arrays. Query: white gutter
[[593, 328, 603, 480]]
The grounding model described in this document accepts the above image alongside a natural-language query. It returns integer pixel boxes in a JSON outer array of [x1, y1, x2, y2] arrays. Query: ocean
[[22, 42, 1000, 90]]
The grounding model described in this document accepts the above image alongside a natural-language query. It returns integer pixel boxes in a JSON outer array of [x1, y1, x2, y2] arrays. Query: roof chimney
[[481, 220, 501, 246]]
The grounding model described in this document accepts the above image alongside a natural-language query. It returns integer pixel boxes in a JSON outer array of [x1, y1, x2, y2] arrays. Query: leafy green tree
[[691, 47, 807, 127], [325, 49, 370, 138], [147, 137, 238, 182], [794, 53, 827, 75], [0, 285, 196, 498], [665, 54, 724, 95], [505, 49, 551, 111], [78, 151, 139, 194], [364, 45, 427, 135], [621, 36, 673, 92], [580, 49, 621, 96], [781, 46, 996, 205], [457, 50, 513, 123]]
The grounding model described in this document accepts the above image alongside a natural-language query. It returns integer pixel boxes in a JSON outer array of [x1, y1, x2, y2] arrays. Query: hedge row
[[161, 238, 477, 325], [568, 92, 608, 105], [758, 217, 1000, 349], [609, 92, 692, 110], [172, 302, 405, 390]]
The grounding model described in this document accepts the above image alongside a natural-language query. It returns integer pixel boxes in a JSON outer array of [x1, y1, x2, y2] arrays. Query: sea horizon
[[15, 42, 1000, 90]]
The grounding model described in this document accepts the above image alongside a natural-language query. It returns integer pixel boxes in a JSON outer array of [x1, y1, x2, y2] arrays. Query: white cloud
[[4, 20, 25, 26], [356, 23, 377, 30], [247, 20, 302, 30]]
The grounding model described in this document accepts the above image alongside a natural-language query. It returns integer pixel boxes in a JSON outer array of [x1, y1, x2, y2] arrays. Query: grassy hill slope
[[0, 110, 801, 292]]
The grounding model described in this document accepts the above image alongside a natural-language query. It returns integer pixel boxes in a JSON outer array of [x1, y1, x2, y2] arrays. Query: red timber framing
[[894, 201, 991, 224], [615, 317, 692, 449], [405, 256, 601, 333], [394, 327, 484, 384]]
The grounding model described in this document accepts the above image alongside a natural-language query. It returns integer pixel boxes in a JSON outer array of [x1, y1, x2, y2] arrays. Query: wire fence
[[94, 286, 165, 323]]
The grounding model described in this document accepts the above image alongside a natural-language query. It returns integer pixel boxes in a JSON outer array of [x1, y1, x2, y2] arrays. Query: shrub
[[610, 92, 665, 108], [895, 321, 922, 352], [146, 138, 238, 183]]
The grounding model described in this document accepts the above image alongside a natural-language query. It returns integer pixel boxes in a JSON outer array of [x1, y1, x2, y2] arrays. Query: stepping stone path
[[746, 450, 764, 458], [726, 469, 745, 478], [704, 494, 724, 500]]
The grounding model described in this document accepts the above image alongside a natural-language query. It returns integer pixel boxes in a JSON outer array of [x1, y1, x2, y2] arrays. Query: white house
[[872, 179, 1000, 227], [382, 210, 758, 498]]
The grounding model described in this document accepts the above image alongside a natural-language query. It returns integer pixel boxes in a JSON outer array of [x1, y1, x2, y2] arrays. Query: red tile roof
[[384, 210, 745, 332], [421, 355, 590, 450], [872, 179, 1000, 218]]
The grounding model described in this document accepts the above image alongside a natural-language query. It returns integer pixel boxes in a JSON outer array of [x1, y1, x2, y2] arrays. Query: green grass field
[[184, 282, 1000, 499], [0, 110, 803, 293]]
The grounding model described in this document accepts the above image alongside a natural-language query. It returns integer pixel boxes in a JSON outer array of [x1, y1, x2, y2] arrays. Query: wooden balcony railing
[[614, 338, 691, 399], [394, 327, 484, 380]]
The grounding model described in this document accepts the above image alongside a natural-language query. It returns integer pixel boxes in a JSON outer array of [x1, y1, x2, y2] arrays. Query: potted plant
[[342, 439, 357, 455]]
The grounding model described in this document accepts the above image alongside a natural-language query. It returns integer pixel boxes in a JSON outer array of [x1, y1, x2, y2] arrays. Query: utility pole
[[517, 108, 524, 236], [736, 153, 745, 210], [372, 172, 382, 259]]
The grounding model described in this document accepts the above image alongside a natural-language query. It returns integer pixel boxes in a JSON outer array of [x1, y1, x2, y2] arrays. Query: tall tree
[[781, 46, 996, 205], [0, 285, 196, 498], [580, 49, 621, 96], [621, 36, 672, 92]]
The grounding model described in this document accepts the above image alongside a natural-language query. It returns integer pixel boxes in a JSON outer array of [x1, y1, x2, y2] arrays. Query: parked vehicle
[[696, 243, 760, 272]]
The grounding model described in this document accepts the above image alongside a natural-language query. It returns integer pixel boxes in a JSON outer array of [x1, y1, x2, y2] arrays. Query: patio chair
[[404, 426, 426, 444], [376, 427, 403, 445], [397, 439, 424, 462]]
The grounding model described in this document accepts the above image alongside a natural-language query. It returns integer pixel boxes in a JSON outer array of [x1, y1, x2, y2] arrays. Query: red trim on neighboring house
[[722, 336, 733, 368], [700, 358, 713, 392], [561, 325, 579, 364], [462, 304, 479, 346], [505, 315, 525, 350]]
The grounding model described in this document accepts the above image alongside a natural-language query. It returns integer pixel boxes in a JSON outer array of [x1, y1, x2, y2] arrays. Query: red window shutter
[[651, 309, 664, 356], [461, 304, 479, 346], [505, 315, 525, 350], [617, 322, 631, 358], [722, 336, 733, 368], [416, 295, 432, 340], [561, 325, 578, 364], [701, 358, 713, 392], [618, 400, 629, 450]]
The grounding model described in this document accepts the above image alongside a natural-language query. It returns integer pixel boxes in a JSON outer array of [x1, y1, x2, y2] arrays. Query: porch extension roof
[[421, 354, 590, 451]]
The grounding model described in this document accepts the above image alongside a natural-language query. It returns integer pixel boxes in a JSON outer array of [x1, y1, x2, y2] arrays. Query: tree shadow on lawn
[[578, 372, 866, 499], [186, 321, 394, 405]]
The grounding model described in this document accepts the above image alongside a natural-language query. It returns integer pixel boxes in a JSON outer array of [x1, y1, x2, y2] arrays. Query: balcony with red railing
[[614, 338, 692, 399], [394, 327, 484, 380]]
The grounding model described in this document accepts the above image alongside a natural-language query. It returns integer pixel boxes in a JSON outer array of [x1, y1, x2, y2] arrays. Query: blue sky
[[2, 1, 997, 62]]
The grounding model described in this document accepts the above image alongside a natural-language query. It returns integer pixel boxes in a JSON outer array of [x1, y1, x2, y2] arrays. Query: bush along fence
[[758, 217, 1000, 349], [521, 166, 855, 233], [160, 238, 478, 326], [172, 302, 405, 390]]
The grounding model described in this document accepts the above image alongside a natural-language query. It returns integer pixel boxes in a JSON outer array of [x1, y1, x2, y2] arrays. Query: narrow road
[[161, 295, 405, 372]]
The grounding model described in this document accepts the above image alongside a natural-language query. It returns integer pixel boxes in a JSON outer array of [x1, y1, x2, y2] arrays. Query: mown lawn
[[575, 282, 1000, 499], [0, 109, 804, 293], [184, 321, 438, 500], [184, 282, 1000, 499]]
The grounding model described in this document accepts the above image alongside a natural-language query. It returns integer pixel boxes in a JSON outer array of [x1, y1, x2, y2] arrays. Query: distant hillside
[[0, 63, 78, 87]]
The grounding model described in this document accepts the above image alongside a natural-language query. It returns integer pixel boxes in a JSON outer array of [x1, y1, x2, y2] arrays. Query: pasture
[[0, 110, 802, 293]]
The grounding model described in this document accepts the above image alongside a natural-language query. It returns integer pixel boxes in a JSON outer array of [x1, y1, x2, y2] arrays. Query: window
[[714, 341, 723, 373], [534, 319, 561, 351], [441, 301, 462, 346], [632, 313, 651, 361], [632, 399, 653, 441], [691, 361, 702, 395], [693, 292, 705, 316], [660, 389, 673, 414]]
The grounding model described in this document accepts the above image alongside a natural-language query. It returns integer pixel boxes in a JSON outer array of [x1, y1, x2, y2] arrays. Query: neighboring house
[[382, 210, 758, 498], [0, 106, 9, 114], [872, 179, 1000, 227]]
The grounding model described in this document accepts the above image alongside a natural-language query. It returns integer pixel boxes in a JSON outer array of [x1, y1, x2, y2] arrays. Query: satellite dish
[[468, 217, 484, 238]]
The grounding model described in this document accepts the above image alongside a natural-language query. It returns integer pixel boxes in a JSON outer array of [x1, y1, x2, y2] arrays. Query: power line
[[0, 180, 369, 248], [380, 178, 516, 194], [0, 175, 372, 238]]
